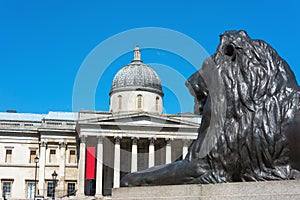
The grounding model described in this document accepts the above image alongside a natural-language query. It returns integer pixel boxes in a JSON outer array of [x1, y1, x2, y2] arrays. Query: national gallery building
[[0, 47, 201, 199]]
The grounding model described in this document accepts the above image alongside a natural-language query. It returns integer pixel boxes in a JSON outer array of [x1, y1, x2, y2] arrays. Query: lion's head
[[186, 30, 300, 181]]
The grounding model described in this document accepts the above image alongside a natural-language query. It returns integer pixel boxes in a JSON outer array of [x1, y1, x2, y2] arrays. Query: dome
[[110, 46, 164, 96]]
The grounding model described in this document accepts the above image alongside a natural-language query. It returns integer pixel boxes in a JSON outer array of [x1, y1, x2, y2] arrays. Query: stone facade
[[0, 112, 77, 199]]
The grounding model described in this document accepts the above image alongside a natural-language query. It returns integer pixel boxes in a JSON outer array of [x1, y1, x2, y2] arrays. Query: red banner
[[85, 146, 96, 180]]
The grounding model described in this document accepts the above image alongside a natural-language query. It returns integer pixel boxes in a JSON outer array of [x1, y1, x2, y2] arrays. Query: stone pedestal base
[[112, 180, 300, 200]]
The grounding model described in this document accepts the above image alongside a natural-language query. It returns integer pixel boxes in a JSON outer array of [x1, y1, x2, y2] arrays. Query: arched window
[[118, 95, 122, 110], [137, 94, 143, 109], [156, 96, 160, 111]]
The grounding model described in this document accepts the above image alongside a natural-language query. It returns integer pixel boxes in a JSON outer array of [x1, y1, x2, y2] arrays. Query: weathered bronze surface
[[121, 30, 300, 186]]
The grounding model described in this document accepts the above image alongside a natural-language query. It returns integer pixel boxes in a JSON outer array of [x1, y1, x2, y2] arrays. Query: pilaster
[[38, 140, 47, 196]]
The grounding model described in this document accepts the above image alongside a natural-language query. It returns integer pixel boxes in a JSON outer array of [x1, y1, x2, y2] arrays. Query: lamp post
[[2, 185, 7, 200], [51, 171, 58, 200], [34, 156, 39, 199]]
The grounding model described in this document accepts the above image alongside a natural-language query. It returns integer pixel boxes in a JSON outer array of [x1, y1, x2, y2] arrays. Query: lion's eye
[[224, 44, 235, 57]]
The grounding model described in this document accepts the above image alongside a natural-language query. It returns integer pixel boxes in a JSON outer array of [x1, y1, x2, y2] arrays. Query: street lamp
[[51, 170, 58, 200], [34, 156, 39, 199], [2, 185, 7, 200]]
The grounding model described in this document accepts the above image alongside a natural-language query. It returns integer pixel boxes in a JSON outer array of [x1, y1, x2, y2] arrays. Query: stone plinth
[[112, 180, 300, 200]]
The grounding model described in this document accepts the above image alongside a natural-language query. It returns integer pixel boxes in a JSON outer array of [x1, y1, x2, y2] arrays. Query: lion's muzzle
[[186, 68, 208, 115]]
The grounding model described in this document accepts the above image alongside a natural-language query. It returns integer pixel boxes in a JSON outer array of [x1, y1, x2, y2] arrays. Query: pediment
[[80, 112, 199, 128], [107, 115, 180, 126]]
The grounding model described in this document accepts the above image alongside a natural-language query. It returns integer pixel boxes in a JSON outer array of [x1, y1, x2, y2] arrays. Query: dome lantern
[[133, 45, 141, 62]]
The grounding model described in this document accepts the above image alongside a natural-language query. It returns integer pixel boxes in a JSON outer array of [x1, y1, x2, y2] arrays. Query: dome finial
[[133, 45, 141, 62]]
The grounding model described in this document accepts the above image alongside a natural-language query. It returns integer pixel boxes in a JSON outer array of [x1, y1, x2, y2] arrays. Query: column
[[38, 141, 47, 196], [58, 142, 66, 191], [131, 137, 138, 172], [95, 136, 104, 197], [148, 138, 155, 168], [113, 137, 121, 188], [182, 140, 189, 159], [165, 139, 172, 164], [77, 136, 86, 196]]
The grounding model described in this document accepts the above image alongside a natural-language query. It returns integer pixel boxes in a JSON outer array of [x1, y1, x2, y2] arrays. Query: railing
[[36, 189, 76, 200], [43, 120, 76, 128], [0, 120, 76, 129], [0, 120, 41, 128]]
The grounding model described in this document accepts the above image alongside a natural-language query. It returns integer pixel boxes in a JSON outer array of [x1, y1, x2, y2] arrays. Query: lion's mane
[[188, 30, 300, 183]]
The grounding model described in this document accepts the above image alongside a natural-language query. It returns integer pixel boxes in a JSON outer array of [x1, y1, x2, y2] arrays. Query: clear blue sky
[[1, 0, 299, 114]]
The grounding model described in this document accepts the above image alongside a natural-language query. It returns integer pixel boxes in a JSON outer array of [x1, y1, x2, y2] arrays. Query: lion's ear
[[238, 30, 248, 37]]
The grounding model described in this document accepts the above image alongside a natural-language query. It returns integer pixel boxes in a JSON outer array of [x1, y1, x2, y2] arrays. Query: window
[[50, 149, 56, 163], [156, 97, 160, 111], [47, 182, 54, 197], [2, 181, 11, 198], [5, 149, 12, 163], [29, 150, 37, 163], [118, 95, 122, 110], [69, 150, 76, 163], [137, 94, 143, 109], [27, 182, 35, 199], [67, 183, 76, 196]]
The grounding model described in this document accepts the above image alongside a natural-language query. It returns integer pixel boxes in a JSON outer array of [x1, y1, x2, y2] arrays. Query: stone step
[[111, 180, 300, 200]]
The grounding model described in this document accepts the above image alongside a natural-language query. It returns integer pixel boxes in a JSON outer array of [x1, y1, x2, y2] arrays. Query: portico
[[76, 111, 199, 196]]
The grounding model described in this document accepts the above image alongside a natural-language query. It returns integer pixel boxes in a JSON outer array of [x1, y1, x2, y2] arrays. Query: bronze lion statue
[[121, 30, 300, 186]]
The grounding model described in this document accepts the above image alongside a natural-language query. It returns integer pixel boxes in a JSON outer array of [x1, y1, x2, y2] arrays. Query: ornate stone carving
[[182, 139, 190, 147], [79, 136, 86, 144], [115, 136, 121, 145], [149, 138, 156, 145], [40, 140, 47, 148], [59, 142, 67, 149], [97, 136, 104, 144], [131, 137, 138, 145], [165, 138, 172, 145]]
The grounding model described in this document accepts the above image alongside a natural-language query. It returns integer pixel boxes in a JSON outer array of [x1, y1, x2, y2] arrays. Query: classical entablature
[[77, 111, 199, 138]]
